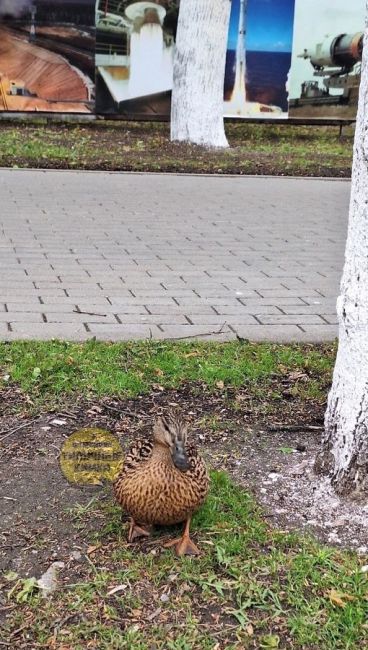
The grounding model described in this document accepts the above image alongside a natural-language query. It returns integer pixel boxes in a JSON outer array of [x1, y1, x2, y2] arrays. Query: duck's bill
[[172, 449, 190, 471]]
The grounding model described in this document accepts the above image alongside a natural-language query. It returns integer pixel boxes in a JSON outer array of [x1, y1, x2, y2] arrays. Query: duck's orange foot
[[163, 535, 200, 557], [128, 518, 151, 543]]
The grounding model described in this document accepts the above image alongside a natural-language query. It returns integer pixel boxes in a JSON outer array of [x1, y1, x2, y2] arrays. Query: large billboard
[[0, 0, 365, 119], [0, 0, 95, 113]]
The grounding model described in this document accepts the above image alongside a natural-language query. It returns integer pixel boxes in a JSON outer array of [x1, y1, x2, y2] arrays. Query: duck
[[113, 411, 209, 556]]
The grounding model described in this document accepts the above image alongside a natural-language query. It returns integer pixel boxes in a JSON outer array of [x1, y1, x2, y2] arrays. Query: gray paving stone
[[212, 305, 282, 315], [44, 312, 118, 323], [1, 313, 44, 323], [87, 324, 161, 340], [189, 314, 258, 325], [8, 323, 91, 341], [146, 304, 216, 315], [232, 325, 307, 342], [297, 324, 338, 340], [0, 170, 348, 342], [157, 325, 236, 341], [115, 314, 189, 324], [257, 314, 326, 325]]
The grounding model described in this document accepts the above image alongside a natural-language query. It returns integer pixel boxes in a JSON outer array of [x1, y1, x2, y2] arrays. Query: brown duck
[[113, 412, 209, 556]]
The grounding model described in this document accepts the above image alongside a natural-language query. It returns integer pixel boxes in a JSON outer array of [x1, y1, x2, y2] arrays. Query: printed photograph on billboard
[[95, 0, 178, 116], [224, 0, 295, 118], [95, 0, 296, 119], [0, 0, 95, 113], [288, 0, 365, 119], [0, 0, 363, 120]]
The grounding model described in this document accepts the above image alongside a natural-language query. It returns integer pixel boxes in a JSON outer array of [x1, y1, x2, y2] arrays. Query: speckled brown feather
[[113, 434, 209, 527]]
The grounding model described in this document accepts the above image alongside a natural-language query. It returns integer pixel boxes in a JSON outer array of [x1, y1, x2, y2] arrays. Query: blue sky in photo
[[228, 0, 296, 53]]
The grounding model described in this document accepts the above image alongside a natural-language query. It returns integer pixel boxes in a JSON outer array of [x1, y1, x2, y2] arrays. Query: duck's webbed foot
[[128, 518, 151, 542], [163, 517, 200, 556]]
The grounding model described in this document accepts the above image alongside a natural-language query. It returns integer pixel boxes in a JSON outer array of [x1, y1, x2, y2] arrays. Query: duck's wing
[[122, 438, 153, 472], [186, 443, 209, 486]]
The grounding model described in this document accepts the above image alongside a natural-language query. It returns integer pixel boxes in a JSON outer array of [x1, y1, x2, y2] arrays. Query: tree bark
[[170, 0, 231, 148], [317, 7, 368, 496]]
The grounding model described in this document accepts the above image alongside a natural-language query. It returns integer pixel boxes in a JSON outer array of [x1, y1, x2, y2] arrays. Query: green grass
[[0, 121, 353, 176], [0, 340, 335, 411], [1, 340, 366, 648], [3, 472, 367, 649]]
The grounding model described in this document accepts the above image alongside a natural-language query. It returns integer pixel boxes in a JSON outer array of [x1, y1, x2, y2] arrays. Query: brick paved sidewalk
[[0, 170, 348, 342]]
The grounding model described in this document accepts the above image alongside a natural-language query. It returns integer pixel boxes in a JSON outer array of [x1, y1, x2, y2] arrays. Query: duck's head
[[153, 413, 190, 472]]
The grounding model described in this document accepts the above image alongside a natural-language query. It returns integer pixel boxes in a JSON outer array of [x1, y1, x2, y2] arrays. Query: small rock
[[50, 419, 67, 426], [37, 561, 65, 598], [361, 565, 368, 573], [268, 472, 280, 481], [357, 546, 368, 556], [168, 573, 178, 582], [296, 443, 307, 453], [70, 550, 82, 561], [160, 593, 170, 603], [333, 519, 347, 527]]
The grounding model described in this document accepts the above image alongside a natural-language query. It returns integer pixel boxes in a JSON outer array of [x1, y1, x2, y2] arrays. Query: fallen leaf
[[4, 571, 18, 582], [107, 584, 128, 596], [152, 383, 164, 391], [288, 371, 308, 381], [260, 634, 280, 648], [147, 607, 162, 621], [86, 544, 101, 555], [131, 609, 142, 618], [216, 380, 224, 389], [246, 623, 254, 636], [328, 589, 356, 608]]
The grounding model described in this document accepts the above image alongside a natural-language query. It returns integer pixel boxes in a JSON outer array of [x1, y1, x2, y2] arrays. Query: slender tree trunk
[[316, 8, 368, 496], [170, 0, 231, 148]]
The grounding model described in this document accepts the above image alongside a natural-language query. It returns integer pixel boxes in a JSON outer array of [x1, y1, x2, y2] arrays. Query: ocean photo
[[224, 0, 295, 118], [225, 50, 292, 113]]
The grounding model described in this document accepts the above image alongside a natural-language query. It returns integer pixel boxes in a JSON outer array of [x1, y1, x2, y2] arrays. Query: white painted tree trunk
[[170, 0, 231, 148], [317, 9, 368, 496]]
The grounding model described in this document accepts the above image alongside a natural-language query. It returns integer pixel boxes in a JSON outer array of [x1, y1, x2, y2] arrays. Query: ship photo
[[0, 0, 95, 113]]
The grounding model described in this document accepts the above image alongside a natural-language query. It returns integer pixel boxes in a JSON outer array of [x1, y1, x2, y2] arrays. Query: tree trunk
[[170, 0, 231, 148], [316, 10, 368, 496]]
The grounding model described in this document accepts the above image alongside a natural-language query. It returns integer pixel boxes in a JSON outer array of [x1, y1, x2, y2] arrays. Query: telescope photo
[[288, 0, 365, 118], [0, 0, 95, 113]]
